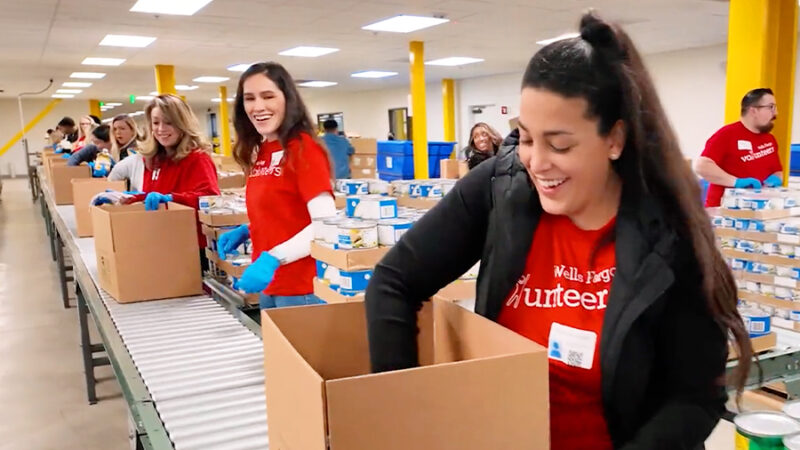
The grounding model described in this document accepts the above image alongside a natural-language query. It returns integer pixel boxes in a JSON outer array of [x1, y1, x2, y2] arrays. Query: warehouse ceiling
[[0, 0, 730, 105]]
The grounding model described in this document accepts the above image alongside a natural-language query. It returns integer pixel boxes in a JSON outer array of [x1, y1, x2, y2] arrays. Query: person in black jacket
[[67, 124, 111, 166], [366, 12, 751, 450]]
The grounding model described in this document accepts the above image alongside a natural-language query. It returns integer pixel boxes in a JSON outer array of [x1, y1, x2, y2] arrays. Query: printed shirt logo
[[505, 264, 615, 311], [250, 150, 284, 178], [740, 141, 775, 163]]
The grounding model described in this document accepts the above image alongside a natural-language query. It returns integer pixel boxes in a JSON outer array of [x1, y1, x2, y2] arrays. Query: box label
[[386, 157, 393, 169]]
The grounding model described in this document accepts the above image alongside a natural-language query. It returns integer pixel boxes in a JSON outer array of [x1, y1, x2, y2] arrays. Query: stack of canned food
[[198, 191, 247, 215], [388, 179, 457, 199], [312, 206, 429, 250], [735, 404, 800, 449], [720, 187, 800, 211], [738, 304, 773, 338]]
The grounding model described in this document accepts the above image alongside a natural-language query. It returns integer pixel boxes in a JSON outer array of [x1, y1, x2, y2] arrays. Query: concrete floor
[[0, 177, 740, 449], [0, 178, 128, 449]]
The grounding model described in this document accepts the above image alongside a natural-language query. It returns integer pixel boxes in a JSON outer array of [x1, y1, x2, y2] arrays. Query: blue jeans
[[259, 293, 326, 310]]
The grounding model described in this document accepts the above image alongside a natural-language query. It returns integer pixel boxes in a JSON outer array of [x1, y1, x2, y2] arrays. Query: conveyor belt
[[38, 169, 270, 449]]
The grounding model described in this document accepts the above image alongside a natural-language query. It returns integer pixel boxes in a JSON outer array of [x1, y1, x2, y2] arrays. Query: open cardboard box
[[262, 299, 549, 450], [205, 248, 247, 278], [72, 178, 127, 237], [436, 278, 477, 301], [440, 159, 460, 179], [310, 240, 389, 271], [397, 195, 441, 210], [313, 277, 365, 304], [50, 164, 91, 204], [457, 160, 469, 178], [217, 172, 246, 189], [91, 202, 203, 303]]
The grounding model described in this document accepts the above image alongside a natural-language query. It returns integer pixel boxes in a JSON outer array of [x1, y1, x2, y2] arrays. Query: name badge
[[738, 140, 753, 151], [270, 150, 285, 167], [547, 323, 597, 370]]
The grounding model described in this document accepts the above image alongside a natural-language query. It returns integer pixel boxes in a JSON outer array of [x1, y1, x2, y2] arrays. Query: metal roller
[[116, 315, 235, 334], [118, 318, 237, 340], [165, 402, 266, 430], [186, 434, 270, 450], [155, 385, 265, 412], [121, 323, 246, 346], [150, 374, 264, 402], [143, 353, 263, 379], [147, 369, 264, 398], [158, 395, 265, 423], [168, 414, 268, 445], [125, 331, 256, 353], [112, 308, 227, 326], [144, 359, 263, 386], [129, 339, 260, 364], [134, 347, 264, 373]]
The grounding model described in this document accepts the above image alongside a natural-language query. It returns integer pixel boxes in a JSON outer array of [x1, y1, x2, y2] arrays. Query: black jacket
[[366, 147, 727, 449]]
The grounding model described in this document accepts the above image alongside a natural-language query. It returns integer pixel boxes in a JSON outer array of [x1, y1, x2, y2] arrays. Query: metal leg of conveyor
[[55, 233, 72, 308], [77, 284, 100, 405]]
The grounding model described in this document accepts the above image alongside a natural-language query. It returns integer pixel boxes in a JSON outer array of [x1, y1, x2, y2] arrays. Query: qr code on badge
[[567, 350, 583, 367]]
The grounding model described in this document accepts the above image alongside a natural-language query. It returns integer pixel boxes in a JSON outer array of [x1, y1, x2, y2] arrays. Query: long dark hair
[[523, 13, 751, 395], [233, 62, 325, 173]]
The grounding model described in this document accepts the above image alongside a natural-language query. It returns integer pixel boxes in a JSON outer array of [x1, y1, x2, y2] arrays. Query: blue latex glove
[[93, 196, 113, 206], [764, 174, 783, 188], [54, 147, 64, 154], [234, 252, 280, 294], [88, 161, 110, 178], [61, 153, 70, 159], [218, 225, 250, 260], [734, 178, 762, 189], [144, 192, 173, 211]]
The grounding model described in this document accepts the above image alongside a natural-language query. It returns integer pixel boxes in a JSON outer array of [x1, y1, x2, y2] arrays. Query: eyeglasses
[[754, 103, 778, 112]]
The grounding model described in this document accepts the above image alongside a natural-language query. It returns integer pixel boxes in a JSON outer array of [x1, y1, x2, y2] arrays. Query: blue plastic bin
[[377, 140, 457, 179], [791, 144, 800, 175]]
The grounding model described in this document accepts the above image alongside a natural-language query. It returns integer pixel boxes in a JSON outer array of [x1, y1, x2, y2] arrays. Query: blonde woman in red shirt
[[366, 12, 751, 450], [217, 62, 335, 309]]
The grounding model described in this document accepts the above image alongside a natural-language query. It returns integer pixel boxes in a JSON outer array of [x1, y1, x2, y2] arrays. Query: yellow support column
[[410, 41, 428, 179], [0, 99, 61, 157], [442, 79, 455, 158], [725, 0, 798, 184], [89, 99, 101, 119], [219, 86, 232, 157], [154, 64, 177, 95]]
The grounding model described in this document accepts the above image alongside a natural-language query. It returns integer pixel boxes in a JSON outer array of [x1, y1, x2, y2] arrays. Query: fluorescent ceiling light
[[298, 81, 337, 88], [227, 63, 253, 72], [106, 102, 122, 106], [175, 84, 199, 91], [149, 91, 159, 96], [362, 15, 449, 33], [130, 0, 213, 16], [279, 46, 339, 57], [82, 57, 126, 66], [70, 72, 106, 79], [193, 76, 230, 83], [56, 89, 82, 94], [137, 95, 155, 101], [62, 82, 92, 88], [211, 97, 235, 102], [99, 34, 156, 48], [536, 32, 580, 46], [351, 70, 398, 79], [52, 94, 74, 98], [425, 57, 484, 66]]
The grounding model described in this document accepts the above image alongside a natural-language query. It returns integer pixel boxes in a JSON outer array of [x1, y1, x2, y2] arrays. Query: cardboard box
[[217, 172, 246, 189], [729, 332, 776, 360], [211, 154, 241, 172], [72, 178, 127, 237], [351, 155, 376, 168], [261, 299, 549, 450], [51, 164, 92, 205], [205, 248, 247, 278], [313, 278, 365, 304], [310, 241, 389, 271], [719, 207, 800, 220], [436, 279, 477, 301], [440, 159, 460, 179], [44, 154, 67, 180], [350, 167, 377, 179], [457, 160, 469, 178], [397, 195, 440, 210], [201, 224, 239, 242], [198, 210, 249, 227], [91, 202, 203, 302], [351, 138, 377, 155], [334, 193, 346, 209]]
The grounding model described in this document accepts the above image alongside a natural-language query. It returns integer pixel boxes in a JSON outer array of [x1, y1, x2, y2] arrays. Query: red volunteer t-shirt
[[246, 132, 332, 296], [134, 149, 220, 247], [702, 121, 782, 207], [498, 213, 616, 450]]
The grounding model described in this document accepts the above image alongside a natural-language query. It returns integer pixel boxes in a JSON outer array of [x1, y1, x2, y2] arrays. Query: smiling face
[[112, 119, 134, 146], [242, 73, 286, 141], [517, 87, 624, 229], [471, 126, 493, 152], [150, 106, 181, 149]]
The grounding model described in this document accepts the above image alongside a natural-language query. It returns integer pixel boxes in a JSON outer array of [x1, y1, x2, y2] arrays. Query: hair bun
[[579, 12, 625, 61]]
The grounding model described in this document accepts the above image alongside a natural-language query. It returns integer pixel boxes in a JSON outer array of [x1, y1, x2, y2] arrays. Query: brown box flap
[[313, 278, 365, 304], [198, 210, 249, 227], [310, 241, 389, 271]]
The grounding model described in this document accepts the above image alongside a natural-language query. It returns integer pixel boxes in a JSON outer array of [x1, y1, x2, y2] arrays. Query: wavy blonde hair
[[77, 115, 99, 141], [141, 95, 211, 163], [110, 114, 145, 161]]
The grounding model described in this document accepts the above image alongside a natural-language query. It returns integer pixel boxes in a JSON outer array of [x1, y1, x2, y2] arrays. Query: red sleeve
[[171, 151, 220, 209], [770, 137, 784, 174], [294, 134, 333, 203], [700, 128, 727, 165]]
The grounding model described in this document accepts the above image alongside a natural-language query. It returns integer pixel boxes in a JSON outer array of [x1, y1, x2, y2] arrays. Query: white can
[[377, 218, 413, 246], [312, 216, 338, 242], [337, 220, 378, 249], [368, 179, 390, 195], [322, 218, 347, 246], [348, 195, 398, 220]]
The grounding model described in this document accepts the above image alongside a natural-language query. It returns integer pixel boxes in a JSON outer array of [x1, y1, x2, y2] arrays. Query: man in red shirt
[[695, 88, 783, 207]]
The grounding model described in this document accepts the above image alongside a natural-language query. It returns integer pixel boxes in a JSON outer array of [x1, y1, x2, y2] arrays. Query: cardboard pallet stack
[[350, 138, 377, 179], [711, 187, 800, 353]]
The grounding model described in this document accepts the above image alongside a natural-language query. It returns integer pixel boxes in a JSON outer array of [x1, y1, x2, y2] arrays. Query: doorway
[[388, 108, 410, 140]]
